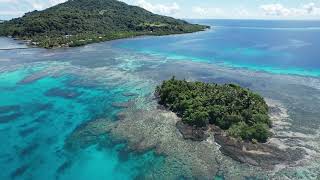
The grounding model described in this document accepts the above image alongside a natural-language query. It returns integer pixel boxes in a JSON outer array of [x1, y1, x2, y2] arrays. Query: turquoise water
[[0, 61, 164, 180], [114, 20, 320, 77]]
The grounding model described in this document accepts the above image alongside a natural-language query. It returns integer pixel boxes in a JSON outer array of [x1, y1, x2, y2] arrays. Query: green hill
[[0, 0, 208, 48]]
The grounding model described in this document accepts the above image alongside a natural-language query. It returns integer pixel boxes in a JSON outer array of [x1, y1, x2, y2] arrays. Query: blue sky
[[1, 0, 320, 20]]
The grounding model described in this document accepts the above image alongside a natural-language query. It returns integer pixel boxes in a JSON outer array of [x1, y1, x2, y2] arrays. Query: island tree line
[[156, 77, 272, 143]]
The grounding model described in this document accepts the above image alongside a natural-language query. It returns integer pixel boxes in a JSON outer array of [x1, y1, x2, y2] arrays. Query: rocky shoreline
[[175, 102, 306, 169], [214, 130, 304, 169], [155, 89, 307, 169]]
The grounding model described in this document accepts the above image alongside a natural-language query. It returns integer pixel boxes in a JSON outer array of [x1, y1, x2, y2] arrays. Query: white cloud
[[236, 7, 250, 17], [0, 0, 17, 2], [303, 3, 320, 15], [260, 4, 290, 16], [136, 0, 180, 16], [0, 10, 24, 16], [192, 7, 207, 16], [304, 3, 315, 13], [191, 6, 252, 19], [30, 2, 45, 10], [29, 0, 67, 10], [192, 6, 224, 17], [0, 0, 67, 19], [260, 3, 320, 17]]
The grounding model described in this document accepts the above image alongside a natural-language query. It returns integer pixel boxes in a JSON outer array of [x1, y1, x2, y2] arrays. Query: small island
[[0, 0, 208, 48], [155, 77, 272, 143]]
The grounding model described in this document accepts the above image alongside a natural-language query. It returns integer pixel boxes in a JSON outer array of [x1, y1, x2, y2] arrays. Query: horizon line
[[2, 17, 320, 22]]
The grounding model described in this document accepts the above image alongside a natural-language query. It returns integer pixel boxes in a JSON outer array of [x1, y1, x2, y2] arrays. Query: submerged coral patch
[[45, 88, 82, 99]]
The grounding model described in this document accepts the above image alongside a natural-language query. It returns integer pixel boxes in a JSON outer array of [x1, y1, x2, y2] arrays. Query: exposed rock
[[176, 121, 209, 141], [269, 106, 283, 117], [213, 125, 305, 169], [177, 118, 305, 169]]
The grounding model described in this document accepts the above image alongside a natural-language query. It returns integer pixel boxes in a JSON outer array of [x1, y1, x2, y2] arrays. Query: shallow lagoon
[[0, 20, 320, 179]]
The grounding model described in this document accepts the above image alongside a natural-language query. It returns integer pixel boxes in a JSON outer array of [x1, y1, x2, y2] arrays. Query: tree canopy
[[0, 0, 208, 48], [156, 77, 272, 142]]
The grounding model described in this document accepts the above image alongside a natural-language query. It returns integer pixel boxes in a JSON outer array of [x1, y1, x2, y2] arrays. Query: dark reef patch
[[0, 112, 23, 123], [11, 164, 29, 179], [19, 143, 39, 158], [122, 92, 139, 97], [56, 160, 72, 175], [33, 114, 48, 123], [64, 119, 112, 151], [36, 103, 53, 112], [118, 149, 130, 162], [19, 126, 38, 137], [18, 71, 47, 84], [45, 88, 82, 99], [0, 105, 20, 114], [46, 137, 56, 145]]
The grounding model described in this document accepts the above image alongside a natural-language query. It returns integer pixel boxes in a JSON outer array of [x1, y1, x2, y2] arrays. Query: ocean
[[115, 19, 320, 77], [0, 20, 319, 179]]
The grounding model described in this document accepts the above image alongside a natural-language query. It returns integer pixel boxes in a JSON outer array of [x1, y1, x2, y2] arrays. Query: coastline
[[0, 27, 210, 49], [0, 26, 211, 50]]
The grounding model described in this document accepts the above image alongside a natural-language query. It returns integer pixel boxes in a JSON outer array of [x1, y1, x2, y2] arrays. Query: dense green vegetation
[[156, 77, 272, 142], [0, 0, 208, 48]]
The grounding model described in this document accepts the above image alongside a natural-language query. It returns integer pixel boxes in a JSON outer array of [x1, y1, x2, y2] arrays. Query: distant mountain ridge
[[0, 0, 208, 48]]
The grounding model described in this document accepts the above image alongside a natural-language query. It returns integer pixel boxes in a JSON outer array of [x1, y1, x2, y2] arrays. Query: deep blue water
[[115, 19, 320, 77]]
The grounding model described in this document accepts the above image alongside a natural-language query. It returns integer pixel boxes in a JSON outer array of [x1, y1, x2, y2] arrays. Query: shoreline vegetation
[[0, 0, 208, 48], [155, 77, 272, 143]]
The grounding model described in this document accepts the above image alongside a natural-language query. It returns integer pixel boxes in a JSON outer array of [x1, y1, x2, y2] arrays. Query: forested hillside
[[0, 0, 208, 48]]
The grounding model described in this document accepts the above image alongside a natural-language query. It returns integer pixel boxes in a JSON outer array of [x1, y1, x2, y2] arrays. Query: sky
[[0, 0, 320, 20]]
